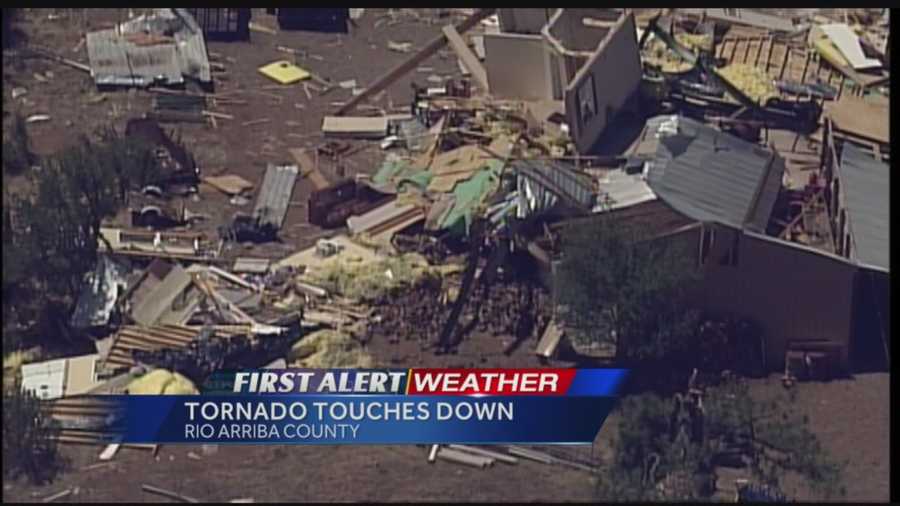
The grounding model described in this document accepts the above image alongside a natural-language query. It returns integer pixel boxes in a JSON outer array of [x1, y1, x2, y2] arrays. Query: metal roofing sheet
[[514, 160, 596, 213], [839, 144, 890, 272], [643, 115, 782, 232], [86, 9, 210, 87], [86, 29, 183, 87], [253, 164, 299, 229]]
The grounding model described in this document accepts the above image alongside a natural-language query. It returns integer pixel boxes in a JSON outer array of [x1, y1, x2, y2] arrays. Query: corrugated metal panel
[[86, 29, 183, 87], [514, 160, 596, 213], [86, 9, 210, 87], [839, 144, 889, 272], [253, 164, 299, 229], [643, 115, 782, 232], [21, 359, 67, 400]]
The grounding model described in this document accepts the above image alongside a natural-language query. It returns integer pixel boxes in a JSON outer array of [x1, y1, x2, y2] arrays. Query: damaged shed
[[86, 9, 211, 88]]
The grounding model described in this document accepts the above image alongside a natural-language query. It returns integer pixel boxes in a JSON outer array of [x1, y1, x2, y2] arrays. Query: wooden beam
[[335, 8, 495, 116], [753, 38, 764, 66], [442, 24, 489, 92], [141, 484, 199, 504], [778, 44, 791, 80], [800, 50, 812, 83], [763, 38, 775, 71]]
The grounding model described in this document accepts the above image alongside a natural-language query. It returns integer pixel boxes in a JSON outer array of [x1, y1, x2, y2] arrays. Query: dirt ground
[[2, 8, 891, 503]]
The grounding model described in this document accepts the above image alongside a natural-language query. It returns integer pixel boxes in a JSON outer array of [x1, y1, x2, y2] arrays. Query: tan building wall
[[698, 224, 855, 370]]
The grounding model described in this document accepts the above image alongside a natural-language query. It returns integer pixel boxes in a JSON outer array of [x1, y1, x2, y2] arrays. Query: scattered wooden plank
[[289, 148, 329, 190], [506, 446, 554, 464], [448, 445, 519, 464], [98, 442, 120, 461], [248, 22, 277, 35], [141, 484, 200, 503], [322, 116, 388, 139], [28, 46, 91, 73], [241, 118, 271, 127], [41, 489, 72, 503], [202, 110, 234, 120], [441, 25, 489, 92], [428, 444, 440, 463], [335, 8, 495, 115], [436, 447, 493, 468]]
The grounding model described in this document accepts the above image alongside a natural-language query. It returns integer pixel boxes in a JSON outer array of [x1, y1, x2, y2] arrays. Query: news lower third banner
[[97, 368, 629, 444]]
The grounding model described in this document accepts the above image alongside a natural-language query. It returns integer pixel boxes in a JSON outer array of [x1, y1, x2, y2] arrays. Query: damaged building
[[528, 114, 885, 374], [486, 8, 643, 153]]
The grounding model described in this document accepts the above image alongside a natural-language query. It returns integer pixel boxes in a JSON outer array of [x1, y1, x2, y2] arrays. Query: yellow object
[[813, 37, 851, 70], [127, 369, 198, 395], [258, 60, 310, 85], [289, 330, 374, 368], [716, 63, 780, 105]]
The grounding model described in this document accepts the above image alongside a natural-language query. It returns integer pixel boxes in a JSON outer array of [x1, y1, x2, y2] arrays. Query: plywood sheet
[[203, 175, 254, 195], [825, 97, 889, 145]]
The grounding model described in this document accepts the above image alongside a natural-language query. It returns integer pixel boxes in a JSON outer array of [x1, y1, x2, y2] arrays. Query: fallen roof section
[[838, 144, 890, 272], [640, 115, 784, 233], [253, 164, 299, 230], [129, 263, 194, 326]]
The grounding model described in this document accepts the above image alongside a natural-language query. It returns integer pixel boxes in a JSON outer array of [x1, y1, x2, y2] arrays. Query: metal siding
[[86, 29, 183, 87], [253, 165, 300, 229], [839, 144, 889, 272]]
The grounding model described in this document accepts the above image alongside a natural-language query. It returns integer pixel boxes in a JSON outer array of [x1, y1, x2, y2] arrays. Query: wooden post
[[335, 8, 495, 116]]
